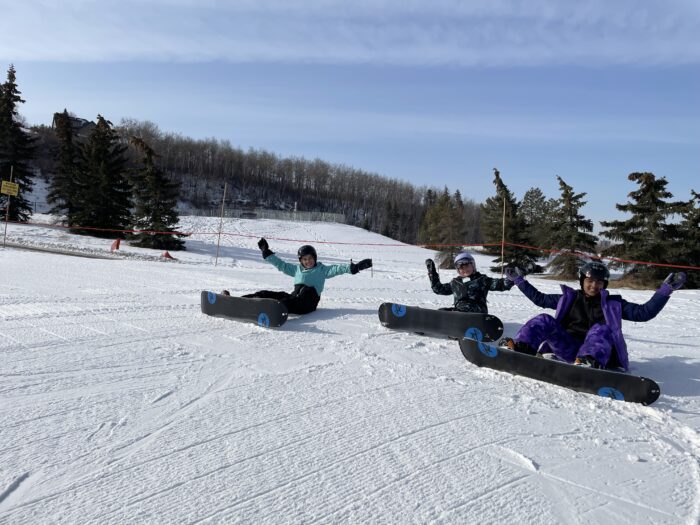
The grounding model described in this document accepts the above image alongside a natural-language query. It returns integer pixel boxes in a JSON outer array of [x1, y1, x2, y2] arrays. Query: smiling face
[[582, 277, 605, 297], [300, 254, 316, 269], [456, 262, 474, 277]]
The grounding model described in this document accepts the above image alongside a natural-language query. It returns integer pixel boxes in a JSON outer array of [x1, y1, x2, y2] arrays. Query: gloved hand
[[661, 272, 686, 293], [504, 266, 525, 283], [425, 259, 438, 279], [257, 237, 273, 259], [350, 258, 372, 274]]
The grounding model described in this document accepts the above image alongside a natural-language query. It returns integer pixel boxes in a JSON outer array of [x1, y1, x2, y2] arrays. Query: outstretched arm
[[426, 259, 452, 295], [350, 259, 372, 274], [504, 267, 559, 309], [621, 272, 685, 321], [323, 262, 352, 279], [257, 239, 297, 277], [487, 276, 514, 292], [265, 254, 298, 277]]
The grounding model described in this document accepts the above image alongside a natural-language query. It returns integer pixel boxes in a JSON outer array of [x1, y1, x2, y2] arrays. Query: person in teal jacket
[[224, 238, 372, 314]]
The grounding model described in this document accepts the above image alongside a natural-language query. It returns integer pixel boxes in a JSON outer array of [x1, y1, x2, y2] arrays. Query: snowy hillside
[[1, 217, 699, 524]]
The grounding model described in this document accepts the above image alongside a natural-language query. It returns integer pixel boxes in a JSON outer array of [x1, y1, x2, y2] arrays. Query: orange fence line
[[6, 218, 700, 271]]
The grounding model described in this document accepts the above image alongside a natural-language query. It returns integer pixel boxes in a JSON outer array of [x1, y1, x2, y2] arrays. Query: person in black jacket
[[426, 252, 513, 314]]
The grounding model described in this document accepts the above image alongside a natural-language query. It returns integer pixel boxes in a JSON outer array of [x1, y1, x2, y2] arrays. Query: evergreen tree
[[600, 172, 684, 283], [520, 186, 556, 248], [672, 190, 699, 288], [419, 187, 462, 267], [71, 115, 131, 237], [130, 136, 185, 250], [0, 64, 36, 222], [47, 109, 83, 222], [440, 189, 469, 264], [548, 176, 598, 278], [480, 169, 539, 273]]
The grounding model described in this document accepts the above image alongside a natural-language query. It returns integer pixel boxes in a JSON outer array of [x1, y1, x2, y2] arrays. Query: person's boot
[[574, 355, 601, 369], [499, 337, 537, 356]]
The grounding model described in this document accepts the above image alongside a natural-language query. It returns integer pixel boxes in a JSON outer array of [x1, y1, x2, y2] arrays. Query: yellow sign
[[1, 180, 18, 197]]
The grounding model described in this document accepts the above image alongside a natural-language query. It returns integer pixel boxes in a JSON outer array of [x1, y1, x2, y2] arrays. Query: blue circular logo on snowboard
[[597, 387, 624, 400], [207, 292, 217, 304], [258, 313, 270, 328], [465, 327, 483, 341], [391, 304, 407, 317], [465, 327, 498, 357], [478, 343, 498, 358]]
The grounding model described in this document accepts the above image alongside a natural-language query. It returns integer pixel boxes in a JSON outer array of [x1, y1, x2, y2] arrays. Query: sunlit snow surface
[[1, 216, 699, 524]]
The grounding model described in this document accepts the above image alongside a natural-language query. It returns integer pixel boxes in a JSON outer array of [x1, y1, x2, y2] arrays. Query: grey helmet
[[454, 252, 475, 270]]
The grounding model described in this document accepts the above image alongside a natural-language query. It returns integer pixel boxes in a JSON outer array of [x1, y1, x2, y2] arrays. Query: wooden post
[[215, 182, 227, 266], [500, 196, 506, 276], [3, 166, 13, 249]]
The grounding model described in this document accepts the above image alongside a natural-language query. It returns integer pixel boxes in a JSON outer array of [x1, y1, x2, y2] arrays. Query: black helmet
[[297, 244, 317, 262], [578, 261, 609, 289]]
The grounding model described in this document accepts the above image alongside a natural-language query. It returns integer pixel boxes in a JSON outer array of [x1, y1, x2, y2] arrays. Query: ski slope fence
[[3, 217, 700, 272]]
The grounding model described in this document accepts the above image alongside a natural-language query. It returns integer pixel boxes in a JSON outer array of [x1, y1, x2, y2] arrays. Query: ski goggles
[[455, 260, 474, 269]]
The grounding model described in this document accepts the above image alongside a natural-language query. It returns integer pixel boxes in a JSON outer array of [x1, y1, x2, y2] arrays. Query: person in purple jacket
[[501, 261, 686, 370]]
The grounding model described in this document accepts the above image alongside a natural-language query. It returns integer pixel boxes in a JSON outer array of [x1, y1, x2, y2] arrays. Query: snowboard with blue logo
[[378, 303, 503, 342], [458, 336, 660, 405], [200, 291, 288, 328]]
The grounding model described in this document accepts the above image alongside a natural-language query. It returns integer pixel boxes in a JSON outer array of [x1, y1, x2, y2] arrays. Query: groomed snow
[[1, 216, 699, 524]]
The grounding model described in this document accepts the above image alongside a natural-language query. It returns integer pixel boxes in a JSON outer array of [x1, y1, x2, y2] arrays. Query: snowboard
[[458, 336, 660, 405], [200, 291, 288, 328], [378, 303, 504, 342]]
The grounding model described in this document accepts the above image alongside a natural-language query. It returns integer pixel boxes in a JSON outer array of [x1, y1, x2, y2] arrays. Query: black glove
[[257, 237, 273, 259], [350, 258, 372, 274], [663, 272, 686, 291], [425, 259, 437, 279], [504, 266, 525, 282]]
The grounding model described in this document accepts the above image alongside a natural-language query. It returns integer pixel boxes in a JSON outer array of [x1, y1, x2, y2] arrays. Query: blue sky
[[2, 0, 699, 226]]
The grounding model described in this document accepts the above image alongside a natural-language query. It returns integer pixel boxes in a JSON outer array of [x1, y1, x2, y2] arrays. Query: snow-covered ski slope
[[1, 216, 699, 524]]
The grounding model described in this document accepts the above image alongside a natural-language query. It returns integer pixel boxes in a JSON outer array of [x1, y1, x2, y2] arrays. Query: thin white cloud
[[2, 0, 699, 65], [182, 99, 699, 146]]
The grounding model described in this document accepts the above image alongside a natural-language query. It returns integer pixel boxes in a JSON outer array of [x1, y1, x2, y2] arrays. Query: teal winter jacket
[[265, 254, 351, 295]]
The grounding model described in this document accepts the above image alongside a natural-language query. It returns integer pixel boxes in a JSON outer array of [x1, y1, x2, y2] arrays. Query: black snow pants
[[243, 284, 321, 315]]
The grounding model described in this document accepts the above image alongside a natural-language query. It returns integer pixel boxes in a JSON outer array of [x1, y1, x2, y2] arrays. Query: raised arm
[[322, 262, 352, 279], [426, 259, 452, 296], [621, 272, 685, 322], [504, 267, 560, 309], [257, 238, 297, 277], [486, 275, 514, 292]]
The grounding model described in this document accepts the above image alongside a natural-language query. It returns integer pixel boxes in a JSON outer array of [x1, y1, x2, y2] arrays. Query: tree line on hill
[[1, 64, 698, 287]]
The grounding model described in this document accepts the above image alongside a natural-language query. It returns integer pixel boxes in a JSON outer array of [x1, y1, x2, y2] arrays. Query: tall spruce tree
[[600, 172, 684, 283], [419, 187, 465, 267], [71, 115, 131, 237], [0, 64, 36, 222], [442, 189, 471, 263], [130, 136, 185, 250], [672, 190, 699, 288], [520, 186, 556, 248], [548, 176, 598, 278], [480, 169, 539, 273], [47, 110, 83, 222]]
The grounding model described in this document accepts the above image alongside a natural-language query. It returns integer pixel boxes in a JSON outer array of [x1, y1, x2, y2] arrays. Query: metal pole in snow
[[215, 182, 227, 266]]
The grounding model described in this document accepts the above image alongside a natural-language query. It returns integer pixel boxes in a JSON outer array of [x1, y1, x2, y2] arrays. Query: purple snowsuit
[[512, 278, 673, 371]]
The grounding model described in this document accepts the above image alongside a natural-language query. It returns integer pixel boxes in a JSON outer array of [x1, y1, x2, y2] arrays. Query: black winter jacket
[[430, 271, 513, 313]]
